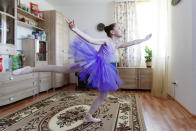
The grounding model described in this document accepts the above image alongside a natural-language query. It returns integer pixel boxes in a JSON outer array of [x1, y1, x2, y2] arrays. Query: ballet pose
[[13, 18, 152, 123]]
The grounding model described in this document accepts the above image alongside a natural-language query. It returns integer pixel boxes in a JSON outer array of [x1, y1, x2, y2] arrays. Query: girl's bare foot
[[13, 66, 34, 75], [83, 113, 101, 123]]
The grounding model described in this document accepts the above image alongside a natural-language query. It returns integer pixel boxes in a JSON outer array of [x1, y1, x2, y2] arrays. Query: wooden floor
[[0, 85, 196, 131]]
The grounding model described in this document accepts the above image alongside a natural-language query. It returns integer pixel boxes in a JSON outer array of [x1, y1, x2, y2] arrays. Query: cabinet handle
[[9, 96, 14, 101], [32, 89, 37, 94], [9, 76, 13, 80], [9, 73, 14, 80]]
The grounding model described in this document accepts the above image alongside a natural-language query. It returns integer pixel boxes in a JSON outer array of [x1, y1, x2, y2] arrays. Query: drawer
[[118, 68, 137, 76], [0, 72, 38, 82], [39, 72, 51, 78], [0, 88, 37, 106], [0, 78, 35, 96], [119, 79, 138, 89], [139, 68, 152, 75]]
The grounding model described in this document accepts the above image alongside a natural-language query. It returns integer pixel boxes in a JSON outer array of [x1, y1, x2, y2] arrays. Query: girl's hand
[[144, 34, 152, 41], [65, 18, 77, 31]]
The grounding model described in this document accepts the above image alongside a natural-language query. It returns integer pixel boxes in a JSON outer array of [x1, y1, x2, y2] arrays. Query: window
[[136, 1, 153, 67]]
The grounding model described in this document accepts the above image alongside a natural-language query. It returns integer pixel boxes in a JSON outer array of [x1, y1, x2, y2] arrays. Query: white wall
[[168, 0, 196, 114], [55, 3, 114, 83], [20, 0, 55, 11], [192, 0, 196, 114], [55, 3, 113, 41], [17, 0, 55, 50]]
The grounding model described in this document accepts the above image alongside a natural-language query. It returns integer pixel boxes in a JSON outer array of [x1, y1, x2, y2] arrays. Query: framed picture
[[171, 0, 181, 6]]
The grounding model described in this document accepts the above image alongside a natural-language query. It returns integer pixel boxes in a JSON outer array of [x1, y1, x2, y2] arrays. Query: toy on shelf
[[32, 31, 47, 41], [30, 2, 43, 19]]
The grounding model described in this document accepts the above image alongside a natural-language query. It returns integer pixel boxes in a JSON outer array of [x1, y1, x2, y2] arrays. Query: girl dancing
[[13, 18, 152, 123]]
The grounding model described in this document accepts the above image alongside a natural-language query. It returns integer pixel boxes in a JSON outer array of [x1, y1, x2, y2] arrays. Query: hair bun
[[104, 25, 109, 32], [97, 23, 105, 31]]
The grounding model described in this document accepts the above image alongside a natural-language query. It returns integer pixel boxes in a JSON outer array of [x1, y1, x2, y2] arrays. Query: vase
[[145, 61, 152, 68]]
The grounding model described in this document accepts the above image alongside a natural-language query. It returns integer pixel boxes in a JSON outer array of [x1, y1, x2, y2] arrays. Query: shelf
[[20, 38, 47, 43], [0, 11, 16, 19], [17, 20, 44, 31], [17, 8, 46, 22]]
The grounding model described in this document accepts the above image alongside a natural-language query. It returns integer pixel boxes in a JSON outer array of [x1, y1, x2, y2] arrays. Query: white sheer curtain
[[114, 0, 169, 98], [114, 1, 141, 67], [151, 0, 168, 98]]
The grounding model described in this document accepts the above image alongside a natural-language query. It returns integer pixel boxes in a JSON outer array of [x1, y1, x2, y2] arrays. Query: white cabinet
[[0, 72, 39, 106]]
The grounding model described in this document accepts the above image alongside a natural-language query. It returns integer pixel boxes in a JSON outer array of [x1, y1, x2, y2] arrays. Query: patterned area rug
[[0, 91, 146, 131]]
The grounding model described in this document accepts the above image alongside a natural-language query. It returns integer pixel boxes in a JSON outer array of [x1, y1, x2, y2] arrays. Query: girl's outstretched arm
[[116, 34, 152, 48], [65, 18, 107, 45]]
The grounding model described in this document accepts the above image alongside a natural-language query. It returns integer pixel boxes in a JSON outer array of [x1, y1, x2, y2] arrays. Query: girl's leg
[[13, 63, 81, 75], [34, 65, 72, 73], [84, 92, 108, 123]]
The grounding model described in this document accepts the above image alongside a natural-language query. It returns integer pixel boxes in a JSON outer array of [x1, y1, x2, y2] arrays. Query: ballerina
[[13, 18, 152, 123]]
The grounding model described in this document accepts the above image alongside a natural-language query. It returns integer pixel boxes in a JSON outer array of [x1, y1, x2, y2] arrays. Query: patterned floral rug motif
[[0, 92, 146, 131]]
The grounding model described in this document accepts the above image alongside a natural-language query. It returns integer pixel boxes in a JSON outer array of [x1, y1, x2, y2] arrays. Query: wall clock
[[97, 23, 105, 31], [171, 0, 181, 6]]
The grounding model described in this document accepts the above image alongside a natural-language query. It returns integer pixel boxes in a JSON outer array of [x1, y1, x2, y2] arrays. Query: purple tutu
[[69, 36, 123, 93]]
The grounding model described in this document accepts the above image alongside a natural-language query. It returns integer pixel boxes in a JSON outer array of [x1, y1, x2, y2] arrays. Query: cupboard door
[[39, 76, 51, 92], [118, 68, 138, 89], [56, 12, 66, 65], [62, 18, 69, 64], [139, 68, 152, 89]]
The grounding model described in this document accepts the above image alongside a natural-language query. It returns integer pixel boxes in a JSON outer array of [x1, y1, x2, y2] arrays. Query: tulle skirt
[[69, 36, 123, 93]]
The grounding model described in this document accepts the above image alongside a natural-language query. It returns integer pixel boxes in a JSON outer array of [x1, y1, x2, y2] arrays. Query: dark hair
[[103, 23, 116, 37]]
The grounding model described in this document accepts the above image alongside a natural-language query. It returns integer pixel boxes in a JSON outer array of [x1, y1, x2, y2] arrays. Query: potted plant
[[144, 46, 152, 68]]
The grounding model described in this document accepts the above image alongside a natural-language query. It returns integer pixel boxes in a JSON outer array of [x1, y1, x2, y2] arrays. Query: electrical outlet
[[172, 80, 178, 87]]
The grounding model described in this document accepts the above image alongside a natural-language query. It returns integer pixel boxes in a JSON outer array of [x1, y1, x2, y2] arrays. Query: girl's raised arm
[[116, 34, 152, 48], [65, 18, 107, 45]]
